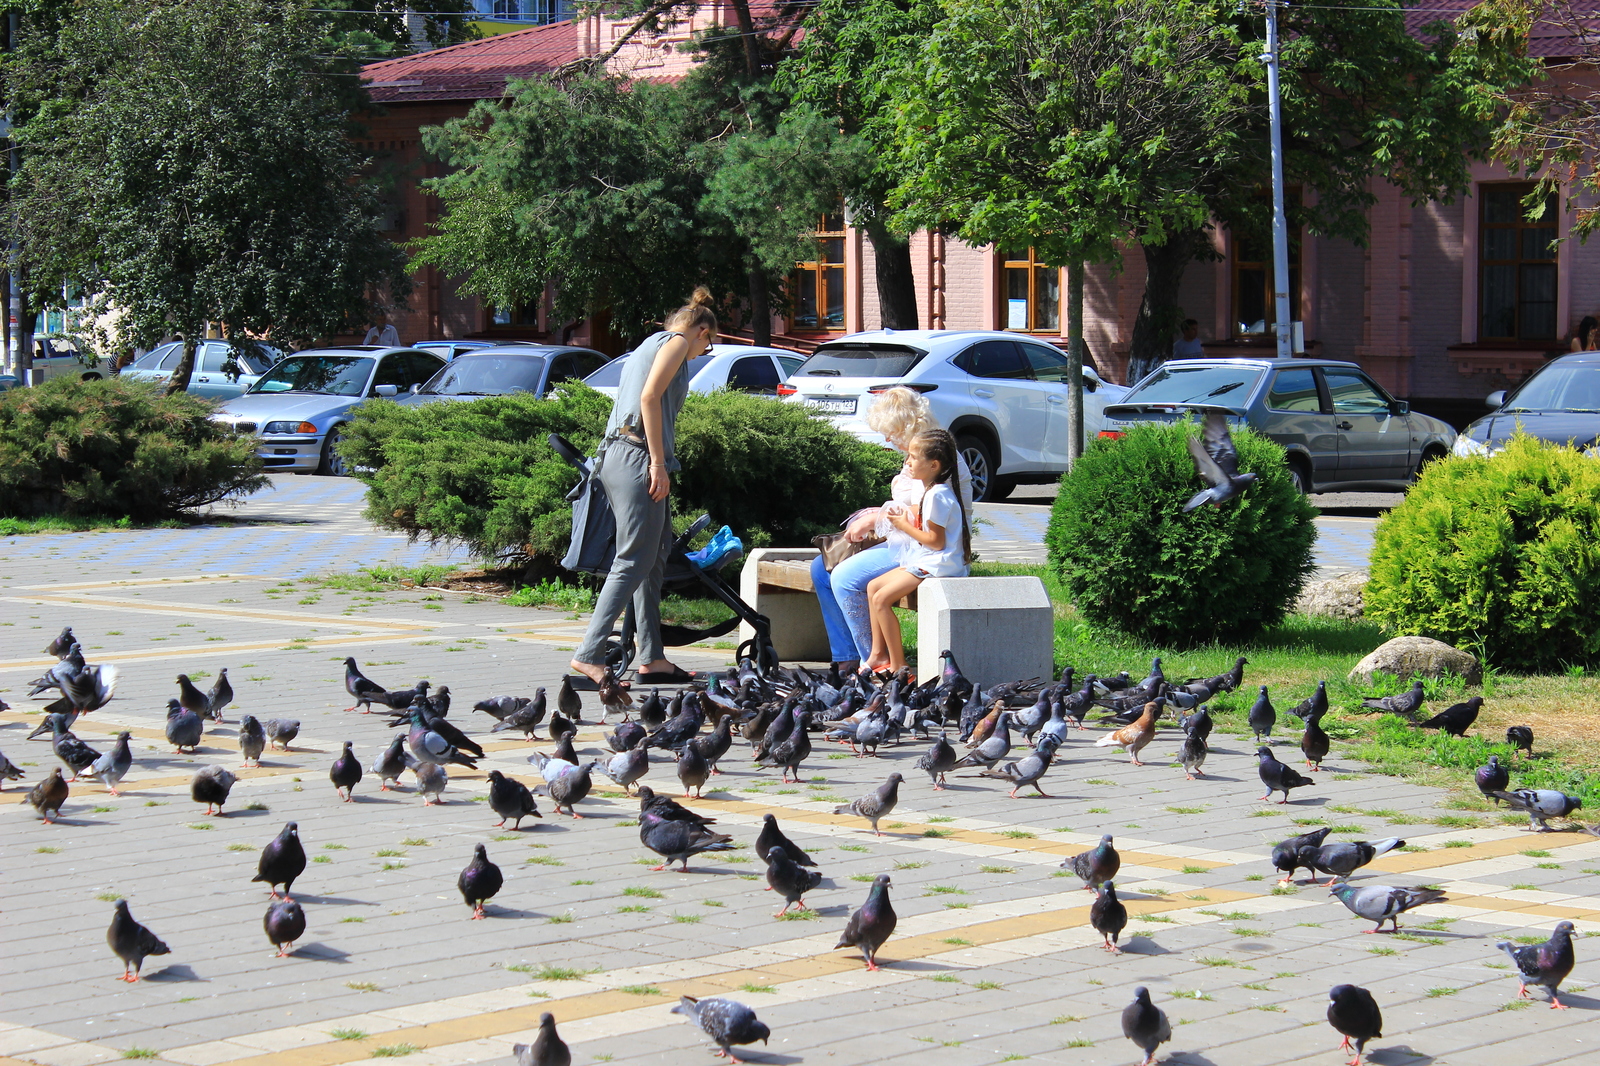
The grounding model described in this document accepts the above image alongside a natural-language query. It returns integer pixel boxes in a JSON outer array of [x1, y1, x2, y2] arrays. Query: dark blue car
[[1455, 351, 1600, 456]]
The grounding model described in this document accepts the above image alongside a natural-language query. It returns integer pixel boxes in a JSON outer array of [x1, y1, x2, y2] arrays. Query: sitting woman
[[864, 428, 972, 676], [810, 387, 973, 676]]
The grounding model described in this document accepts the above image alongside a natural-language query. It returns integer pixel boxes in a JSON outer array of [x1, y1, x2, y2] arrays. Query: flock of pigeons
[[5, 627, 1587, 1066]]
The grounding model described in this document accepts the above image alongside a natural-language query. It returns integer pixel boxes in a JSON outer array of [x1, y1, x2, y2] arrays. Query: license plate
[[804, 397, 857, 415]]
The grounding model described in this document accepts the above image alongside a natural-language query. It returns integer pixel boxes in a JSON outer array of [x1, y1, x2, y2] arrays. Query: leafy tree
[[5, 0, 411, 392]]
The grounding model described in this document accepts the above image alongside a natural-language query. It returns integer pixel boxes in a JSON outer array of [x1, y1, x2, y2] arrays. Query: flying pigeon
[[45, 661, 118, 717], [253, 822, 306, 901], [1120, 986, 1172, 1066], [1491, 789, 1583, 831], [1271, 827, 1332, 885], [264, 899, 306, 958], [205, 668, 234, 722], [1329, 882, 1448, 933], [1498, 920, 1576, 1009], [764, 844, 822, 917], [1417, 696, 1483, 736], [1248, 685, 1276, 742], [835, 873, 896, 971], [1360, 681, 1425, 719], [514, 1013, 571, 1066], [28, 643, 84, 696], [834, 773, 902, 836], [754, 814, 815, 867], [28, 766, 68, 822], [1297, 837, 1404, 885], [329, 741, 363, 802], [1506, 725, 1534, 757], [486, 770, 541, 829], [1064, 835, 1121, 892], [458, 843, 504, 920], [265, 718, 299, 751], [671, 996, 770, 1064], [238, 716, 266, 768], [165, 699, 204, 754], [191, 766, 238, 816], [1327, 984, 1382, 1066], [1257, 746, 1314, 803], [1182, 409, 1257, 511], [107, 900, 170, 982], [1475, 755, 1509, 802], [1090, 882, 1128, 954]]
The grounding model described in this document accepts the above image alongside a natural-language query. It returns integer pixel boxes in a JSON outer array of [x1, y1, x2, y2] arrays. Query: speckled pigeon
[[835, 773, 901, 836], [835, 873, 896, 971], [1498, 920, 1576, 1008], [1490, 788, 1583, 831], [672, 996, 770, 1064]]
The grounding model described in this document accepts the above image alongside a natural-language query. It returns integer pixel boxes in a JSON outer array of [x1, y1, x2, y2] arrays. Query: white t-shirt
[[1172, 336, 1204, 359], [364, 324, 400, 347], [893, 483, 969, 578]]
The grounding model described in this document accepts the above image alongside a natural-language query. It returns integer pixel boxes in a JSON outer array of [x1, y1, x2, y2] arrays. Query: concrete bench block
[[918, 576, 1054, 688], [741, 547, 832, 663]]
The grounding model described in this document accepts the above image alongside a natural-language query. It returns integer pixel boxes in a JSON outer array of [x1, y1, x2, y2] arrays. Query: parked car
[[1454, 351, 1600, 457], [122, 340, 282, 399], [211, 346, 445, 475], [412, 339, 500, 362], [398, 346, 610, 406], [583, 344, 804, 399], [1101, 357, 1457, 493], [26, 337, 105, 383], [777, 330, 1128, 500]]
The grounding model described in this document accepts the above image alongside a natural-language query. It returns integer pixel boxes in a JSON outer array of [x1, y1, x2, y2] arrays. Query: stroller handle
[[547, 433, 591, 474]]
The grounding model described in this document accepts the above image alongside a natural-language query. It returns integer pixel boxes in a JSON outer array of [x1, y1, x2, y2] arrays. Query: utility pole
[[1263, 0, 1293, 359]]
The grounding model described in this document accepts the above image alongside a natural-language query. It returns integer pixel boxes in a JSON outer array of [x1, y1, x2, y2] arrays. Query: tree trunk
[[860, 216, 919, 329], [728, 0, 762, 75], [16, 280, 35, 378], [165, 333, 199, 396], [747, 267, 771, 347], [1, 272, 10, 374], [1066, 263, 1085, 464], [1126, 227, 1206, 385]]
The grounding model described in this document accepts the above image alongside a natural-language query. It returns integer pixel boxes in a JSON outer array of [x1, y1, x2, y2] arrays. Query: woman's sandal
[[636, 666, 700, 684]]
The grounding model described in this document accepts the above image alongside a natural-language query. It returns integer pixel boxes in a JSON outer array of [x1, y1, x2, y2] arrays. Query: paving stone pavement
[[2, 479, 1594, 1066]]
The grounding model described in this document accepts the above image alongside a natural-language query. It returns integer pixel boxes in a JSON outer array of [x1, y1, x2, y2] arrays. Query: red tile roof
[[1403, 2, 1595, 60], [363, 19, 582, 103]]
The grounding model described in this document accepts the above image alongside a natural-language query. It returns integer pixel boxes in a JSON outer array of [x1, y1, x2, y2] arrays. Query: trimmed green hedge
[[0, 376, 265, 519], [1046, 419, 1317, 644], [1365, 434, 1600, 670], [338, 383, 901, 573]]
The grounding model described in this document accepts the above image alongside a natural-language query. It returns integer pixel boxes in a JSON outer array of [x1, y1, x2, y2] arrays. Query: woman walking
[[569, 288, 717, 686]]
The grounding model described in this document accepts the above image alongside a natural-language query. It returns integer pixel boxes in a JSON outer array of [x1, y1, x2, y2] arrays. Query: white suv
[[778, 330, 1128, 500]]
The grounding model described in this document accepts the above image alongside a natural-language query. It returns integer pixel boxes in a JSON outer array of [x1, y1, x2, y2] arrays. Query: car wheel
[[317, 426, 349, 477], [1286, 458, 1311, 496], [957, 434, 1001, 502], [1415, 446, 1448, 480]]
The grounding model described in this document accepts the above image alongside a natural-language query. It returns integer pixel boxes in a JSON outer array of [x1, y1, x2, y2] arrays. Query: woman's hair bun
[[688, 286, 714, 308]]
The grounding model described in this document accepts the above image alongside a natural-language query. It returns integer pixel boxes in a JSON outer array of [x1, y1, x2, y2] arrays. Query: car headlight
[[1451, 435, 1488, 458], [263, 420, 318, 434]]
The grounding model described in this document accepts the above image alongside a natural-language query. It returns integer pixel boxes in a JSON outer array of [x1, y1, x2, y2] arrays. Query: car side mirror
[[1486, 390, 1506, 408], [373, 384, 400, 397], [1388, 400, 1409, 416], [410, 383, 420, 394]]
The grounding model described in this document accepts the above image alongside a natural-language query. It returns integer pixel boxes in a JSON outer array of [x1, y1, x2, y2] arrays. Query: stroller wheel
[[738, 636, 779, 675]]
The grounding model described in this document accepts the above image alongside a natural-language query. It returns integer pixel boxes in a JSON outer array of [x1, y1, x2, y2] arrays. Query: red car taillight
[[776, 384, 797, 397], [1098, 430, 1125, 440]]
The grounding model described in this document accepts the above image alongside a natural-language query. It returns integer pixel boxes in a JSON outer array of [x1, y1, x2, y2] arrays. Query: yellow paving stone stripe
[[15, 575, 261, 591], [1370, 830, 1596, 872], [1, 592, 450, 631], [1441, 893, 1600, 923], [0, 632, 442, 673]]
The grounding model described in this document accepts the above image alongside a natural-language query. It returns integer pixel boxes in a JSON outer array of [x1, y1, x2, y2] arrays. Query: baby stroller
[[549, 433, 779, 682]]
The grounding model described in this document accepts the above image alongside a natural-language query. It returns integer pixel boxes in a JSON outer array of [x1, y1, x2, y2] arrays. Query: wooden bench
[[754, 555, 916, 609]]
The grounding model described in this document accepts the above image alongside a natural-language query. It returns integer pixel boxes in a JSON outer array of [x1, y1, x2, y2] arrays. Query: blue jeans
[[811, 545, 898, 663]]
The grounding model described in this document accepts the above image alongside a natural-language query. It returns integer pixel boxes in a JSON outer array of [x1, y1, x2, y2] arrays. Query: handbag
[[812, 509, 885, 572]]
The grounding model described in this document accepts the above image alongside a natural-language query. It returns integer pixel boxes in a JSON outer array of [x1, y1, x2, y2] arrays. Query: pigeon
[[405, 709, 478, 769], [1257, 745, 1313, 803], [458, 843, 504, 919], [1301, 710, 1331, 770], [45, 661, 118, 717], [1330, 882, 1448, 932], [238, 715, 266, 768], [1065, 834, 1121, 891], [835, 773, 902, 836], [752, 697, 796, 761], [1297, 837, 1404, 885], [691, 715, 734, 774], [372, 734, 412, 790], [1179, 731, 1208, 780], [1475, 754, 1509, 802], [1090, 882, 1128, 954], [1506, 725, 1534, 757], [981, 736, 1060, 798], [415, 761, 448, 805], [1248, 685, 1276, 742], [28, 643, 84, 695], [755, 814, 815, 867], [343, 657, 388, 712], [606, 719, 647, 753], [474, 694, 531, 722], [1179, 705, 1213, 742], [191, 766, 238, 816], [1360, 680, 1425, 719], [426, 684, 452, 719], [253, 822, 307, 900], [1182, 409, 1258, 510], [916, 732, 958, 789], [547, 760, 597, 817], [0, 748, 24, 791], [953, 711, 1012, 770], [176, 673, 210, 720], [550, 730, 580, 766], [47, 715, 102, 780], [754, 706, 810, 782], [46, 625, 75, 658], [205, 668, 234, 722], [1287, 680, 1329, 722], [514, 1013, 571, 1066], [261, 897, 307, 958], [1490, 789, 1583, 831], [1498, 920, 1576, 1009], [764, 844, 823, 917], [165, 699, 204, 754], [639, 807, 735, 871], [265, 718, 299, 751], [491, 691, 548, 740], [107, 900, 170, 982], [1271, 827, 1332, 885], [638, 785, 717, 826], [26, 709, 76, 741], [677, 743, 711, 798], [557, 674, 583, 722], [596, 669, 631, 723], [1094, 700, 1161, 765], [602, 746, 650, 795], [1327, 984, 1382, 1066], [1417, 696, 1483, 736], [486, 770, 541, 829], [835, 873, 896, 971], [379, 678, 430, 712], [28, 767, 68, 822], [671, 996, 770, 1064], [1120, 986, 1172, 1066], [329, 741, 363, 802]]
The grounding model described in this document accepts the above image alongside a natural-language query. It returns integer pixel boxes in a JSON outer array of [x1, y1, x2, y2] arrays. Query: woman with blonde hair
[[570, 288, 718, 686], [810, 386, 973, 676]]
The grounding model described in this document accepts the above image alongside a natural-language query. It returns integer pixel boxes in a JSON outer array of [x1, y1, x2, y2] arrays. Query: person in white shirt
[[1172, 319, 1204, 359], [363, 313, 399, 347]]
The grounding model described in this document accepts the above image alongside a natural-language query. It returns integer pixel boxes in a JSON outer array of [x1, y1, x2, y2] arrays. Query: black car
[[1455, 351, 1600, 456]]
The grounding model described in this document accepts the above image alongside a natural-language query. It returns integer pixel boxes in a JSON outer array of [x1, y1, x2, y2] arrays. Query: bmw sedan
[[1101, 358, 1456, 493], [212, 346, 444, 475], [398, 346, 610, 406], [1454, 351, 1600, 456]]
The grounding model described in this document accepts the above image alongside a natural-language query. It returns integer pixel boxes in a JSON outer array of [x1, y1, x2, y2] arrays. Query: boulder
[[1348, 635, 1482, 687], [1296, 569, 1368, 621]]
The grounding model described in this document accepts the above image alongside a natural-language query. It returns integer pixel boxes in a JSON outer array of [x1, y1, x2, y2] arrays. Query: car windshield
[[249, 355, 374, 396], [422, 355, 547, 396], [1502, 363, 1600, 413], [586, 353, 713, 388], [1123, 364, 1264, 405], [800, 344, 925, 378]]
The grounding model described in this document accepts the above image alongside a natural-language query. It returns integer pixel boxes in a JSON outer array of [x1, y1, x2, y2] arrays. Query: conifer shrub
[[0, 376, 265, 519], [1046, 420, 1316, 644], [1364, 435, 1600, 670], [340, 383, 899, 572]]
